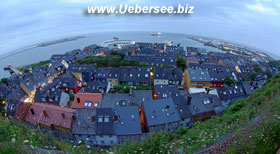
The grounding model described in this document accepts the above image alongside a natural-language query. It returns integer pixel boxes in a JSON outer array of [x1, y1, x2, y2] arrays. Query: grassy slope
[[1, 74, 280, 154]]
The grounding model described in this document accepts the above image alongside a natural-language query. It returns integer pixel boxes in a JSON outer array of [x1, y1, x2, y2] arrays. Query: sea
[[0, 31, 243, 78]]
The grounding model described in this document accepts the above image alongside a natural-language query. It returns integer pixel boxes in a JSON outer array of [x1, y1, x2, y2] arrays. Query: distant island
[[36, 36, 86, 47]]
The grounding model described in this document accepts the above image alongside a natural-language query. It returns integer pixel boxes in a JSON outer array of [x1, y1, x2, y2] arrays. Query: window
[[77, 98, 80, 104], [98, 116, 103, 122], [30, 108, 35, 115], [104, 116, 109, 122], [94, 101, 99, 107], [92, 115, 96, 122], [61, 113, 66, 119]]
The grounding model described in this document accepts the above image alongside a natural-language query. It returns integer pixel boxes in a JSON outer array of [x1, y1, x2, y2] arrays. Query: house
[[187, 62, 200, 69], [153, 43, 165, 51], [25, 103, 76, 132], [135, 42, 153, 48], [6, 88, 26, 118], [153, 85, 181, 99], [80, 81, 109, 94], [153, 68, 183, 86], [188, 93, 222, 122], [15, 102, 31, 121], [95, 108, 118, 146], [50, 54, 65, 64], [71, 93, 102, 109], [118, 67, 151, 87], [72, 108, 97, 145], [208, 70, 226, 88], [186, 47, 207, 56], [124, 55, 176, 67], [34, 79, 70, 107], [165, 45, 184, 53], [140, 98, 180, 133], [59, 76, 83, 94], [95, 67, 110, 83], [242, 81, 265, 96], [107, 67, 120, 88], [113, 106, 143, 144], [171, 95, 192, 127], [0, 83, 10, 98], [101, 93, 132, 108], [130, 90, 153, 106], [217, 85, 246, 105], [68, 64, 96, 84], [83, 44, 98, 51], [184, 68, 211, 90]]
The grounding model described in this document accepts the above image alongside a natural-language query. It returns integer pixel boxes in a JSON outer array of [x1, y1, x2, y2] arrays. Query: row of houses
[[11, 83, 226, 146], [68, 65, 184, 89]]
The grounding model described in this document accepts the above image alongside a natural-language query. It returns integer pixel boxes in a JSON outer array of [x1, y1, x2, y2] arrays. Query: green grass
[[0, 117, 103, 154]]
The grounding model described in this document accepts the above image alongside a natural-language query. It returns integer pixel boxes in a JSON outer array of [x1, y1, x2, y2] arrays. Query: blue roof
[[113, 106, 142, 135], [188, 68, 211, 82], [142, 98, 180, 126]]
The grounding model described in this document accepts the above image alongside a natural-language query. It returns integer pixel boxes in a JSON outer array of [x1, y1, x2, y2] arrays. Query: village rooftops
[[72, 93, 102, 109]]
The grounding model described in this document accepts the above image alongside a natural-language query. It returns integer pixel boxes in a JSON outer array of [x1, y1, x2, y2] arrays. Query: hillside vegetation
[[1, 74, 280, 154]]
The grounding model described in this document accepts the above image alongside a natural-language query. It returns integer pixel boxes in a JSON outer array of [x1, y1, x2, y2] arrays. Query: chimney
[[187, 95, 192, 105]]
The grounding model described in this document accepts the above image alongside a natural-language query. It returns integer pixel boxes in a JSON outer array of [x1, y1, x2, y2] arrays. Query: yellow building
[[184, 68, 211, 91]]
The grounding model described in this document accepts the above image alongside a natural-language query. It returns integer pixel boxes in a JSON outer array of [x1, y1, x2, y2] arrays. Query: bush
[[0, 143, 17, 154], [225, 100, 246, 114]]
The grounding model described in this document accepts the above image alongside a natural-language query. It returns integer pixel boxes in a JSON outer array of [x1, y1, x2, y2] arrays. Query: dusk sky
[[0, 0, 279, 58]]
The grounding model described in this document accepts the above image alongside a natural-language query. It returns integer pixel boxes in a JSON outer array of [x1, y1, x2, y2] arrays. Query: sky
[[0, 0, 279, 59]]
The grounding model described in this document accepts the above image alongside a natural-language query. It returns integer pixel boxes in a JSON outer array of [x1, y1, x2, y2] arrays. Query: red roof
[[24, 103, 75, 130], [15, 102, 31, 121], [71, 93, 102, 109]]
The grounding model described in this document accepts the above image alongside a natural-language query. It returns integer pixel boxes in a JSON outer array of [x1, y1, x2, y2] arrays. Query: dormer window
[[92, 115, 96, 122], [94, 101, 99, 107], [114, 115, 118, 122], [61, 113, 66, 119], [104, 116, 109, 122], [30, 108, 35, 115], [98, 116, 103, 122]]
